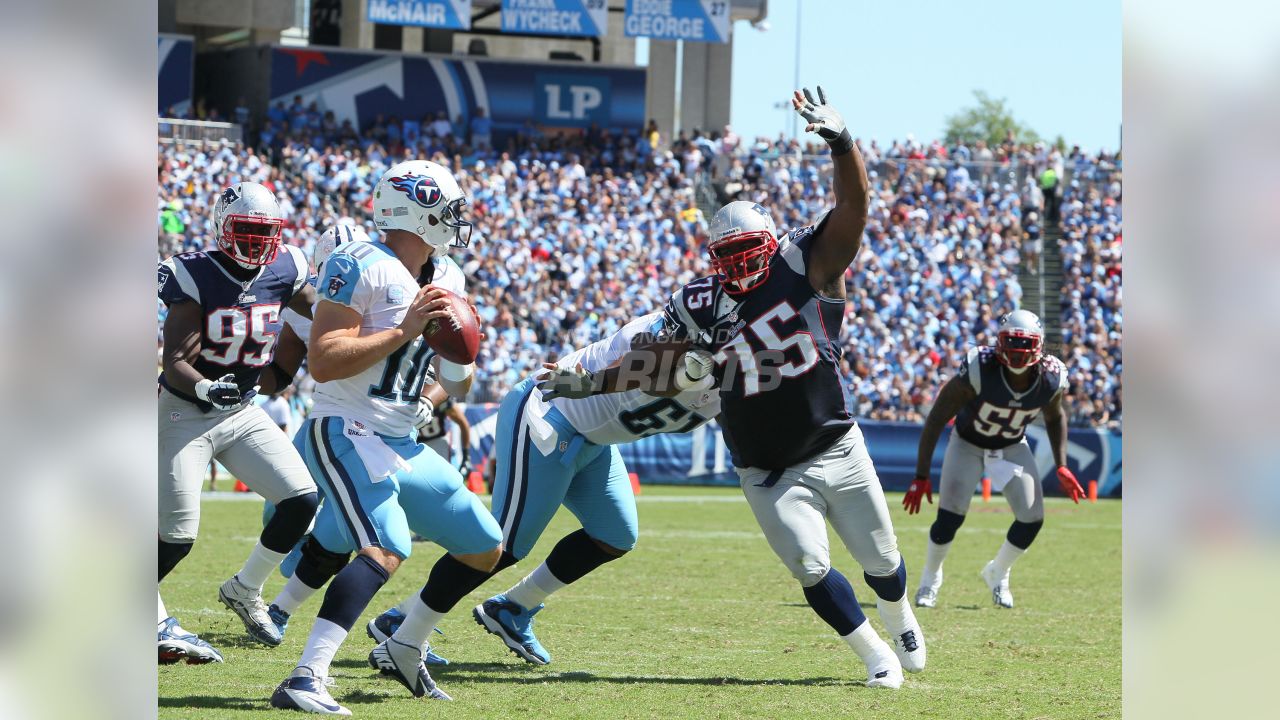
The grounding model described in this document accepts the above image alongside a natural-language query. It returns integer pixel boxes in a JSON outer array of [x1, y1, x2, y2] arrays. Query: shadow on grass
[[780, 601, 879, 610], [158, 696, 266, 711], [437, 670, 860, 688]]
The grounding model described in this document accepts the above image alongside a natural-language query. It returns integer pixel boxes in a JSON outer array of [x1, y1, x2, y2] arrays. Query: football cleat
[[864, 647, 905, 689], [472, 595, 551, 665], [270, 672, 350, 715], [158, 617, 224, 664], [368, 638, 452, 700], [365, 608, 449, 665], [219, 574, 283, 646], [268, 604, 290, 639], [876, 598, 927, 673], [914, 586, 938, 608], [981, 561, 1015, 608]]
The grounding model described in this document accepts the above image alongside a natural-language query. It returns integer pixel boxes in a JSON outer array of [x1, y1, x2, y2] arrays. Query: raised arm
[[904, 374, 977, 514], [792, 86, 869, 296]]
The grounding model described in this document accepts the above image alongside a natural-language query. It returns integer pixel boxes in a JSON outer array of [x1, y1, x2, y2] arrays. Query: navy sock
[[1007, 520, 1044, 550], [419, 554, 497, 613], [294, 536, 352, 590], [864, 559, 908, 603], [158, 539, 193, 582], [544, 529, 621, 585], [259, 491, 319, 554], [802, 568, 867, 636], [316, 554, 389, 631]]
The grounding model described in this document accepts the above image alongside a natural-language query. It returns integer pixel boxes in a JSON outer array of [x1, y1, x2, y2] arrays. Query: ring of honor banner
[[367, 0, 472, 29], [460, 405, 1123, 498], [624, 0, 730, 43], [501, 0, 608, 37]]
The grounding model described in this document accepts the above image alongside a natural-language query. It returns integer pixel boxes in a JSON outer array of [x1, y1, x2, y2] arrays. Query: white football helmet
[[995, 309, 1045, 373], [212, 182, 284, 268], [314, 223, 371, 270], [707, 201, 778, 294], [372, 160, 471, 250]]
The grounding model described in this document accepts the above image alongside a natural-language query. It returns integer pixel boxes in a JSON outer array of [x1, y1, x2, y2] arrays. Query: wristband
[[194, 378, 213, 402], [439, 359, 474, 383], [828, 130, 854, 156]]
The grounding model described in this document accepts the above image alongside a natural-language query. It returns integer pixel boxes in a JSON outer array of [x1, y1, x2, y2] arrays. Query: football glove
[[540, 365, 598, 401], [903, 476, 933, 515], [794, 86, 854, 155], [195, 374, 244, 411], [674, 347, 716, 391], [1057, 465, 1085, 504], [413, 398, 435, 431]]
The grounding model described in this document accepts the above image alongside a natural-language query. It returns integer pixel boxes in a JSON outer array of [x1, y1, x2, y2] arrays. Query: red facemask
[[709, 231, 778, 295], [219, 215, 284, 266], [996, 330, 1043, 370]]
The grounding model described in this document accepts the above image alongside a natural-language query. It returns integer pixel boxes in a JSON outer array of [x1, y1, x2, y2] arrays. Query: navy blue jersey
[[663, 223, 853, 470], [953, 347, 1069, 449], [158, 247, 310, 410]]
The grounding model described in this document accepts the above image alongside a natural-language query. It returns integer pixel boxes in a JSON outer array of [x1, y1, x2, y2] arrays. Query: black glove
[[794, 86, 853, 155], [196, 374, 244, 411]]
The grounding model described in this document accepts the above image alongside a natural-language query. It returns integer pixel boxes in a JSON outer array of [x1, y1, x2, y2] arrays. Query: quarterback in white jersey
[[469, 312, 720, 666], [272, 160, 503, 714]]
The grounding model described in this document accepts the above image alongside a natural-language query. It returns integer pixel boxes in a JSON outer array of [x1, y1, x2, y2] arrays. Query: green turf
[[158, 485, 1120, 719]]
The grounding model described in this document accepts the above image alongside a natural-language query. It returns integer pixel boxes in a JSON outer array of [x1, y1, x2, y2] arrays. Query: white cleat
[[980, 561, 1015, 608], [915, 568, 943, 608], [877, 598, 927, 673], [270, 671, 350, 715], [368, 638, 452, 700], [218, 574, 283, 646], [864, 646, 904, 689]]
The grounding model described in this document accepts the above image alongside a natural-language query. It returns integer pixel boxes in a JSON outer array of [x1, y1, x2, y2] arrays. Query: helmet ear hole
[[428, 216, 439, 226]]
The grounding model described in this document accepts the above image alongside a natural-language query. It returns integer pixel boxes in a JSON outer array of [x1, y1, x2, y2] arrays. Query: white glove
[[413, 397, 436, 430], [540, 365, 598, 401], [195, 373, 244, 411], [794, 86, 853, 154], [674, 348, 716, 391]]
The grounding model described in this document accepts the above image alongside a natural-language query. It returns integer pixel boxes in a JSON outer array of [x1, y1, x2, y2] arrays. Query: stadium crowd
[[158, 104, 1121, 427]]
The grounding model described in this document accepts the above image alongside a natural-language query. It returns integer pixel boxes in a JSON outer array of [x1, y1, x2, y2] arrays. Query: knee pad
[[294, 535, 352, 589], [1006, 520, 1044, 550], [929, 508, 966, 545], [261, 491, 320, 553], [158, 539, 194, 582]]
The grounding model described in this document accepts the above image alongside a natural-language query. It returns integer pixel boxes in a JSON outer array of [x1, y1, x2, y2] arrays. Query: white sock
[[990, 540, 1026, 577], [841, 620, 891, 665], [920, 539, 950, 589], [392, 594, 446, 649], [877, 594, 914, 630], [505, 563, 566, 610], [294, 618, 348, 679], [158, 592, 169, 626], [272, 574, 321, 615], [237, 542, 287, 591], [394, 593, 414, 616]]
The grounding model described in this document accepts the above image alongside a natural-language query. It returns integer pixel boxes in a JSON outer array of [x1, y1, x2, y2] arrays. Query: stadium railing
[[158, 118, 244, 147]]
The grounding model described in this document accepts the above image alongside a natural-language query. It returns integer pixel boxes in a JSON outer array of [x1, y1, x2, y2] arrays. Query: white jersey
[[307, 241, 436, 437], [550, 313, 721, 446]]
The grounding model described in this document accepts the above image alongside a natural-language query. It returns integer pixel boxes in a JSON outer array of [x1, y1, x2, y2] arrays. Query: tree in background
[[944, 90, 1042, 147]]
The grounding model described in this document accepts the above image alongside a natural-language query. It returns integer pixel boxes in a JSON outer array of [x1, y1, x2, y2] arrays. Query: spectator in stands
[[470, 107, 492, 150]]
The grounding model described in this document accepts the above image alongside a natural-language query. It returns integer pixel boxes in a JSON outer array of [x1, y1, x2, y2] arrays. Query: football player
[[270, 160, 502, 715], [157, 182, 321, 662], [423, 311, 721, 666], [903, 310, 1083, 609], [541, 87, 923, 689], [417, 393, 471, 471]]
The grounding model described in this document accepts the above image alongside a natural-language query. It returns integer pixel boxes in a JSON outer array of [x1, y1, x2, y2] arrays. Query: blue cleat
[[472, 595, 551, 665], [158, 617, 224, 665], [268, 604, 290, 639], [270, 671, 350, 715], [366, 608, 449, 665]]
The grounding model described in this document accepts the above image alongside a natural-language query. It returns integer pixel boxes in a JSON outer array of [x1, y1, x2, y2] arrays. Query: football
[[423, 288, 481, 364]]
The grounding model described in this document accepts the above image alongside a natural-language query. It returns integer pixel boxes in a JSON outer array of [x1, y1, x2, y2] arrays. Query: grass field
[[158, 486, 1120, 719]]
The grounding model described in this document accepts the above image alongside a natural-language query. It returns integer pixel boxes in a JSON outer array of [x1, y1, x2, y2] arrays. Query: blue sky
[[723, 0, 1121, 151]]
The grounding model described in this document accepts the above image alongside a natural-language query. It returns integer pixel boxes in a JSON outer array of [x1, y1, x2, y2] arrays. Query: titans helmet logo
[[387, 173, 442, 209]]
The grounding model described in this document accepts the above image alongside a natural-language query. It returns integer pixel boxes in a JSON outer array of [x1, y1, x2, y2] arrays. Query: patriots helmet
[[314, 223, 371, 271], [213, 182, 284, 268], [995, 309, 1045, 373], [707, 201, 778, 294], [372, 160, 472, 250]]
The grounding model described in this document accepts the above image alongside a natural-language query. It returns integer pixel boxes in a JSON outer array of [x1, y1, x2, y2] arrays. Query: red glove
[[1057, 465, 1085, 504], [903, 476, 932, 514]]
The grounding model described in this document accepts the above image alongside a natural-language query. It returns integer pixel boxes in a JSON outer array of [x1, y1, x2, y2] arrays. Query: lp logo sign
[[536, 74, 611, 126]]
